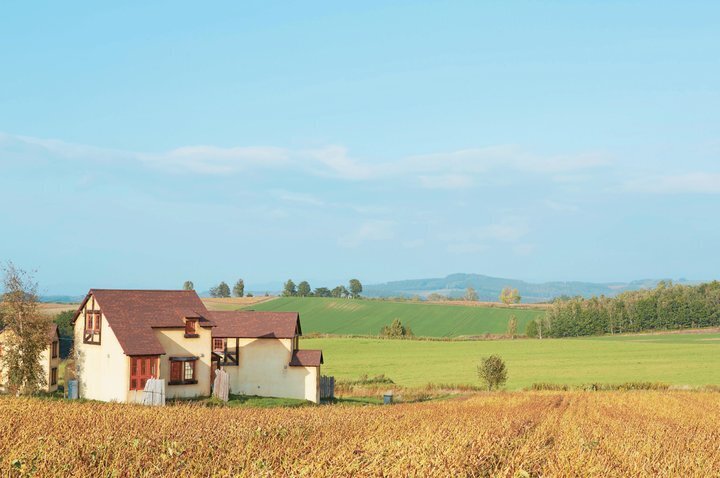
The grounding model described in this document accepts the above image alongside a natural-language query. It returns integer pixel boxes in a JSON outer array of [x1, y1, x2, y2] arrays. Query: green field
[[305, 333, 720, 389], [244, 297, 544, 337]]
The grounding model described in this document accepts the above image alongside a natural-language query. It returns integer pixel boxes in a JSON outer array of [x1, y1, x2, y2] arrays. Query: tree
[[297, 281, 311, 297], [507, 315, 518, 339], [464, 287, 479, 301], [233, 279, 245, 298], [182, 281, 194, 291], [283, 279, 297, 297], [0, 263, 52, 395], [348, 279, 363, 299], [477, 355, 508, 391], [210, 282, 231, 298], [314, 287, 331, 298], [500, 287, 521, 305], [331, 285, 348, 298], [54, 310, 74, 358], [380, 319, 414, 338]]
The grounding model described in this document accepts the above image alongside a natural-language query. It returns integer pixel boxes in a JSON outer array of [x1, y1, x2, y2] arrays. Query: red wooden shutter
[[171, 361, 182, 382], [130, 357, 137, 390]]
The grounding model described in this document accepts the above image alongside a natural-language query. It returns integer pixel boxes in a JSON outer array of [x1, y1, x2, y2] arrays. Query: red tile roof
[[209, 311, 300, 339], [289, 350, 323, 367], [71, 289, 212, 356], [48, 323, 59, 342]]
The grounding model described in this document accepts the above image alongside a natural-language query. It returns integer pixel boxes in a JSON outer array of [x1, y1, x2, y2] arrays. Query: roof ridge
[[91, 289, 197, 292]]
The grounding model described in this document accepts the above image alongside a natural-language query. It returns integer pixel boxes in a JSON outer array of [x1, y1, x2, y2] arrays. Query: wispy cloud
[[0, 132, 609, 186], [338, 220, 396, 248], [625, 173, 720, 194], [442, 218, 530, 255], [139, 146, 289, 174], [273, 190, 325, 207], [544, 200, 580, 213], [418, 174, 473, 189]]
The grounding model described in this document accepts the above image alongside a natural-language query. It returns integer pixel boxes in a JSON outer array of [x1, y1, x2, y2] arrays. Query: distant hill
[[39, 295, 83, 304], [362, 273, 699, 303]]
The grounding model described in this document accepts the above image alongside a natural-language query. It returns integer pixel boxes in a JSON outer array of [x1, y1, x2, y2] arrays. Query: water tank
[[67, 380, 79, 399]]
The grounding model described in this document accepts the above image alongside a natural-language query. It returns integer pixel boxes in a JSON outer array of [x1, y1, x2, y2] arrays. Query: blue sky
[[1, 1, 719, 294]]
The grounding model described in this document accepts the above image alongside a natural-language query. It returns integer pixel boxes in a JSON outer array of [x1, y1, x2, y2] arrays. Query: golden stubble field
[[1, 392, 719, 477]]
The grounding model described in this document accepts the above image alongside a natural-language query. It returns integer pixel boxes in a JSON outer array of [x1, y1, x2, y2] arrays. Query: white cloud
[[544, 200, 580, 213], [273, 190, 325, 207], [338, 220, 396, 248], [0, 132, 608, 185], [302, 145, 376, 180], [418, 174, 473, 189], [405, 146, 608, 175], [139, 145, 289, 174], [625, 173, 720, 194]]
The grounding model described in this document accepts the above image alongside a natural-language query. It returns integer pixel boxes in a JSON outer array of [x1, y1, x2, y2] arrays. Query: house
[[0, 323, 61, 393], [209, 311, 323, 402], [71, 289, 323, 403]]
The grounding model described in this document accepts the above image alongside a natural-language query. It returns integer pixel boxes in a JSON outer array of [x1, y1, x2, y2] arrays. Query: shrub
[[380, 319, 414, 338], [477, 355, 508, 391]]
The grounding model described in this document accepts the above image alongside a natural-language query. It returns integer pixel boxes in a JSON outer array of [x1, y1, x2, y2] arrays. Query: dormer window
[[184, 318, 199, 338]]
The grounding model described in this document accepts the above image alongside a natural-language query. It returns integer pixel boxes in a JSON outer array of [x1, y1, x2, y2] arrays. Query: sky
[[1, 1, 719, 294]]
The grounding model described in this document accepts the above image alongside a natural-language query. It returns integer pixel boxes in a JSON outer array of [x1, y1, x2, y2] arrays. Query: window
[[50, 367, 58, 386], [184, 362, 194, 381], [184, 319, 198, 338], [83, 310, 102, 344], [169, 357, 197, 385], [51, 341, 59, 359], [213, 338, 226, 351], [129, 356, 158, 391]]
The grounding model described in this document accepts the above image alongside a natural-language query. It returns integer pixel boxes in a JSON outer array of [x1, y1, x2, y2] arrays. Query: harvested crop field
[[2, 392, 719, 477]]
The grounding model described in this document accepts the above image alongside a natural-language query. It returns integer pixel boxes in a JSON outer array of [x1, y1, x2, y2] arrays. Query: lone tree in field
[[464, 287, 479, 301], [182, 280, 194, 291], [477, 354, 508, 391], [210, 281, 231, 298], [500, 287, 521, 305], [348, 279, 363, 299], [1, 263, 52, 395], [283, 279, 297, 297], [507, 315, 518, 339], [233, 279, 245, 298], [297, 281, 311, 297]]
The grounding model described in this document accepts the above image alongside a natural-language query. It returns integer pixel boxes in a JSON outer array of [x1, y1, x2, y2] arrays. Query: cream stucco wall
[[0, 330, 57, 393], [127, 326, 212, 402], [221, 338, 320, 403], [40, 337, 61, 393], [73, 299, 129, 402]]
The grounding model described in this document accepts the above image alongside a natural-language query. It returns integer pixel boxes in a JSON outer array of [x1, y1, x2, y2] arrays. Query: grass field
[[306, 332, 720, 389], [244, 297, 544, 337], [2, 392, 719, 476]]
